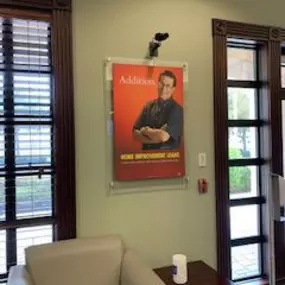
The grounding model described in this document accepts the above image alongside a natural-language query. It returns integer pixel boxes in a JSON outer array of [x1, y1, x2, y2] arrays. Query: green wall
[[73, 0, 285, 269]]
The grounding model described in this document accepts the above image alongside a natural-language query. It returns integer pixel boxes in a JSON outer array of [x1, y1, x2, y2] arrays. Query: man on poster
[[133, 70, 183, 150]]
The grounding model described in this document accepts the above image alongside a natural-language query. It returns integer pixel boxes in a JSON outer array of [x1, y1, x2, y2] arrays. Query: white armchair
[[7, 235, 165, 285]]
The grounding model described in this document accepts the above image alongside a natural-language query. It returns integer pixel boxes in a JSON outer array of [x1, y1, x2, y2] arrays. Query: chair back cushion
[[25, 235, 123, 285]]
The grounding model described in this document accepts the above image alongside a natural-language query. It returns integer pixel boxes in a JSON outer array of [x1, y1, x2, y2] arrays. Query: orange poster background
[[113, 63, 185, 181]]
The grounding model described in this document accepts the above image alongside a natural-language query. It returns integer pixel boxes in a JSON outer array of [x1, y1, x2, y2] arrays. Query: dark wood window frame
[[227, 41, 267, 283], [0, 0, 76, 242], [213, 19, 284, 282]]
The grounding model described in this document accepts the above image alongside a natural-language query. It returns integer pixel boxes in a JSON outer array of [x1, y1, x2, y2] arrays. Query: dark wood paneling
[[266, 41, 284, 281], [259, 43, 271, 280], [279, 30, 285, 42], [212, 23, 230, 278], [53, 0, 71, 10], [268, 40, 283, 175], [213, 19, 270, 40], [267, 44, 284, 283], [0, 0, 52, 9], [0, 0, 71, 10], [0, 7, 51, 20], [213, 19, 285, 42], [269, 28, 282, 42], [52, 9, 76, 240], [14, 0, 51, 5], [275, 222, 285, 280]]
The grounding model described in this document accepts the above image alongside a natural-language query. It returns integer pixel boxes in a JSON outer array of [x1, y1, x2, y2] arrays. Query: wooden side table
[[154, 260, 234, 285]]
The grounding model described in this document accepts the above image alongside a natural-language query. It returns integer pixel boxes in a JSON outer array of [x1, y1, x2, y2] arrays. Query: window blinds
[[0, 16, 54, 277]]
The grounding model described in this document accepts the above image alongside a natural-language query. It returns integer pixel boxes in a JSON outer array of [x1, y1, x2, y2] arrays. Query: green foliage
[[228, 89, 253, 194], [229, 148, 251, 194], [230, 166, 251, 194], [229, 148, 241, 160]]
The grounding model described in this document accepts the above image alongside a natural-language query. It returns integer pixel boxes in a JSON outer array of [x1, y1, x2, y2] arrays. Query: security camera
[[148, 32, 169, 58]]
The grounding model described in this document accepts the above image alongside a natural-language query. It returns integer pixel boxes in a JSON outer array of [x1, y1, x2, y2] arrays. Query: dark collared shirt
[[133, 97, 183, 150]]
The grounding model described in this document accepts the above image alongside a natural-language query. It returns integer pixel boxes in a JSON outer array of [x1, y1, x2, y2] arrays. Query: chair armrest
[[7, 265, 33, 285], [121, 249, 165, 285]]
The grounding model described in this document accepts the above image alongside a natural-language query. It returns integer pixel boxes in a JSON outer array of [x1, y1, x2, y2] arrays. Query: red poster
[[113, 63, 185, 181]]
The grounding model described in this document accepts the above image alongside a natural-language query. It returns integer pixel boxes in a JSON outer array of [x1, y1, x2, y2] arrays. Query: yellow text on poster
[[120, 152, 180, 161]]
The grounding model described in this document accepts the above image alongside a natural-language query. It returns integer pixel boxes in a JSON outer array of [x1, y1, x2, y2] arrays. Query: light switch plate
[[198, 153, 207, 167]]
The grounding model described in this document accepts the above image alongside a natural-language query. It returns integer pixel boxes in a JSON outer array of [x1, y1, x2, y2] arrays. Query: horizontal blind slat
[[0, 49, 49, 57]]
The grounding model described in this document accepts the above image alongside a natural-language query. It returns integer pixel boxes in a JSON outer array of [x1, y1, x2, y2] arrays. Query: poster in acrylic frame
[[112, 62, 185, 181]]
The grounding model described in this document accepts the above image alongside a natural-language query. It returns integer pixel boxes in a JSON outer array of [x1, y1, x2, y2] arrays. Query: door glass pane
[[16, 225, 52, 265], [228, 88, 256, 120], [282, 101, 285, 174], [0, 126, 4, 167], [0, 178, 4, 221], [229, 127, 258, 159], [227, 47, 256, 81], [0, 73, 3, 114], [231, 244, 261, 280], [281, 55, 285, 88], [230, 205, 259, 239], [229, 166, 258, 199], [0, 231, 5, 274]]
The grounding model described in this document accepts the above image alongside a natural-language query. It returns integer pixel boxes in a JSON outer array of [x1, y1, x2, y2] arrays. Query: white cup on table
[[172, 254, 188, 284]]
